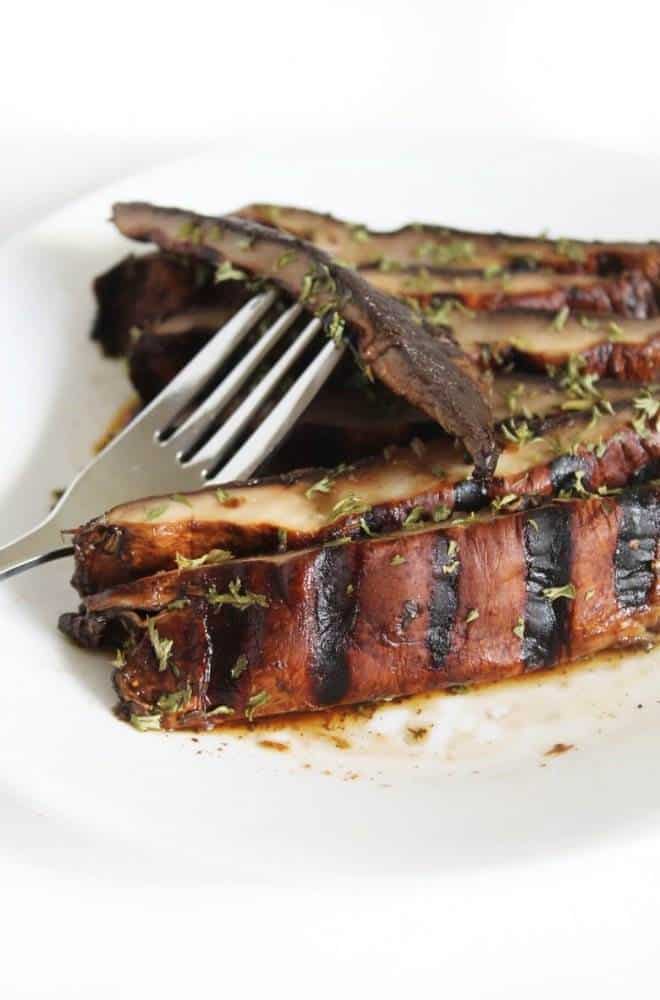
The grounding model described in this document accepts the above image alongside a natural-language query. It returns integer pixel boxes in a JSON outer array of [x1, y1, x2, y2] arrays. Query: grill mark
[[205, 596, 268, 710], [631, 457, 660, 484], [549, 454, 591, 493], [453, 477, 487, 511], [428, 534, 460, 666], [309, 545, 357, 705], [509, 255, 540, 273], [614, 490, 659, 608], [522, 506, 572, 669], [595, 252, 624, 276], [202, 560, 277, 713]]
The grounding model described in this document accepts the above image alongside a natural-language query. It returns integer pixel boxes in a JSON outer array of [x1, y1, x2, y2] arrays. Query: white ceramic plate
[[2, 138, 660, 904]]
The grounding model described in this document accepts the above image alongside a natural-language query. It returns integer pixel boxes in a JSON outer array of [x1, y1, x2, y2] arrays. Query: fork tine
[[210, 338, 346, 483], [179, 316, 322, 471], [164, 301, 303, 454], [124, 289, 278, 440]]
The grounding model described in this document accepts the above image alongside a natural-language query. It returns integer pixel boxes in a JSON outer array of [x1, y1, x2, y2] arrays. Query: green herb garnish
[[171, 493, 193, 508], [157, 684, 192, 714], [390, 554, 406, 566], [579, 316, 599, 330], [501, 420, 538, 446], [572, 470, 589, 496], [560, 399, 594, 412], [231, 654, 249, 680], [491, 493, 518, 512], [349, 225, 370, 243], [331, 493, 370, 519], [557, 354, 601, 401], [443, 538, 460, 574], [245, 690, 270, 721], [299, 270, 316, 302], [207, 579, 269, 611], [147, 618, 174, 672], [424, 298, 475, 326], [416, 239, 475, 265], [130, 713, 162, 732], [378, 256, 401, 272], [326, 311, 346, 346], [403, 506, 426, 529], [432, 504, 451, 522], [175, 549, 234, 570], [215, 261, 247, 283], [145, 504, 168, 522], [305, 463, 353, 500], [505, 383, 526, 415], [177, 220, 201, 242], [207, 704, 235, 718], [552, 305, 570, 331], [555, 238, 585, 262], [305, 475, 333, 499], [542, 583, 577, 601], [633, 388, 660, 421], [513, 617, 525, 639], [277, 250, 298, 269], [631, 388, 660, 439]]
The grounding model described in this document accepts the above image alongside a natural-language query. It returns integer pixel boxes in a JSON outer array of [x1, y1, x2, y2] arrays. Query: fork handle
[[0, 520, 73, 581]]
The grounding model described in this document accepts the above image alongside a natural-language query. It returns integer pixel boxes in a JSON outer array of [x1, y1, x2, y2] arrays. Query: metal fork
[[0, 290, 345, 580]]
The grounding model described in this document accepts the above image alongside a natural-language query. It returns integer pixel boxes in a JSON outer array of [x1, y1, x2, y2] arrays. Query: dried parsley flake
[[147, 618, 174, 672]]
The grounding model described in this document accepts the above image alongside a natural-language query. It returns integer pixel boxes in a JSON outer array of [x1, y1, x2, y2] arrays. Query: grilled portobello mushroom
[[361, 267, 657, 318], [60, 485, 660, 728], [62, 203, 660, 731], [111, 202, 498, 477], [91, 255, 660, 413], [238, 203, 660, 280], [68, 379, 660, 595]]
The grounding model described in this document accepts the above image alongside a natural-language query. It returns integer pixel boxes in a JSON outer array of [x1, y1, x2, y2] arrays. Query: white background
[[2, 1, 660, 997], [4, 0, 660, 240]]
